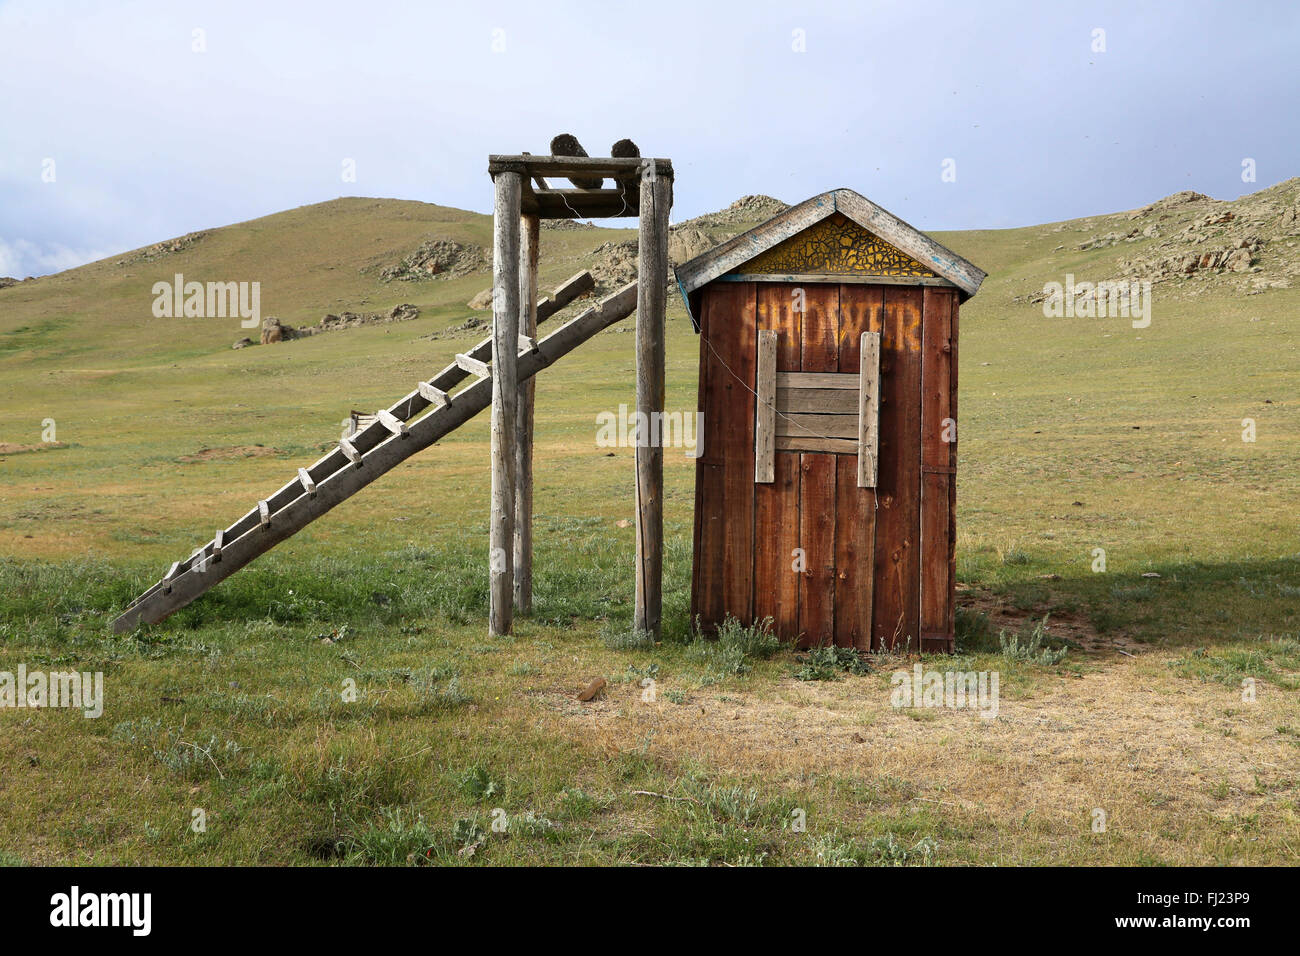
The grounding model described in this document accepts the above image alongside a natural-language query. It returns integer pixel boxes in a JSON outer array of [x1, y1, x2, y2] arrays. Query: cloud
[[0, 238, 118, 278]]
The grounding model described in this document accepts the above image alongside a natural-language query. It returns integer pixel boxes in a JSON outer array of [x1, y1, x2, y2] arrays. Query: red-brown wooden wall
[[690, 280, 958, 651]]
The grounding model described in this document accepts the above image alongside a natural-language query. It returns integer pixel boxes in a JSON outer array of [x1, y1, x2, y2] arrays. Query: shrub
[[794, 646, 870, 681], [954, 607, 996, 652], [349, 808, 438, 866], [998, 616, 1068, 665], [457, 765, 501, 802], [685, 615, 782, 678], [600, 620, 656, 651]]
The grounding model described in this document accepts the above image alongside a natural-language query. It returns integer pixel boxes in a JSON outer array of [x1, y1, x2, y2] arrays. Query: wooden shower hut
[[675, 189, 986, 652]]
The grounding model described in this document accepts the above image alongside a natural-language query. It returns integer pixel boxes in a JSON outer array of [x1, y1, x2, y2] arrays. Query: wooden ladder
[[112, 273, 636, 633]]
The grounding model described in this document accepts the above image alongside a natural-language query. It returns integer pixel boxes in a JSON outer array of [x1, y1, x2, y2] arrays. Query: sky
[[1, 0, 1297, 278]]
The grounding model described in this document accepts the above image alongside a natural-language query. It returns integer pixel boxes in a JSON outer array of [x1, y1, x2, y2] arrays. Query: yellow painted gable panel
[[730, 212, 938, 278]]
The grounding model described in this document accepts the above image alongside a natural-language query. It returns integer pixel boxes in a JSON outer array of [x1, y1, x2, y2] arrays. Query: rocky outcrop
[[1048, 178, 1300, 299], [381, 238, 487, 282], [588, 239, 641, 292], [260, 317, 287, 344], [255, 304, 421, 345], [317, 303, 419, 330], [118, 232, 208, 265], [676, 195, 789, 231], [668, 226, 715, 265]]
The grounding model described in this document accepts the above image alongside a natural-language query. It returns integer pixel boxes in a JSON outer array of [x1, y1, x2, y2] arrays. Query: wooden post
[[515, 213, 539, 614], [857, 330, 881, 488], [634, 160, 672, 638], [754, 330, 777, 483], [489, 168, 522, 637]]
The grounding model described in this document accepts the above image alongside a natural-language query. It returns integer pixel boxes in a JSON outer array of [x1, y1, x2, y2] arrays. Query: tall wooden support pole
[[634, 161, 672, 638], [489, 169, 522, 637], [514, 213, 539, 613]]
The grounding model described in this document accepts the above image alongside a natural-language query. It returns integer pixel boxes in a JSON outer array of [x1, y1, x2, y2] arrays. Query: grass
[[1, 190, 1298, 864]]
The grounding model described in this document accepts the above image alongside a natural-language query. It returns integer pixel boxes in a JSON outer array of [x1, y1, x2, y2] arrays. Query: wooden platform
[[488, 155, 674, 219]]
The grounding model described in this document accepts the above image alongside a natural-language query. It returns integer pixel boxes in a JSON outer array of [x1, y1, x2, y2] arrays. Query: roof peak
[[674, 189, 986, 325]]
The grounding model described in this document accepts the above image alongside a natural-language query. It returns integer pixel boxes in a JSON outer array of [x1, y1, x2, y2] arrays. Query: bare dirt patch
[[0, 442, 65, 455], [959, 584, 1141, 656], [176, 445, 284, 463]]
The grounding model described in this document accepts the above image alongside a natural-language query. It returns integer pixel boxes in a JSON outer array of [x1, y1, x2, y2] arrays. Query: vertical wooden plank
[[754, 284, 803, 641], [716, 284, 757, 624], [835, 284, 882, 649], [755, 452, 800, 639], [489, 169, 521, 637], [692, 464, 727, 631], [514, 213, 540, 614], [920, 289, 955, 471], [872, 286, 923, 651], [920, 472, 950, 650], [948, 299, 960, 644], [857, 332, 881, 487], [799, 284, 840, 375], [691, 287, 728, 632], [798, 453, 836, 648], [921, 288, 955, 651], [635, 162, 672, 639], [754, 330, 777, 483], [758, 283, 803, 368], [692, 283, 754, 630], [690, 313, 710, 626], [796, 284, 839, 646], [834, 455, 872, 649]]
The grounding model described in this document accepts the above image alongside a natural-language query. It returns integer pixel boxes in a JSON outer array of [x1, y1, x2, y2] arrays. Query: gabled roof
[[674, 188, 987, 328]]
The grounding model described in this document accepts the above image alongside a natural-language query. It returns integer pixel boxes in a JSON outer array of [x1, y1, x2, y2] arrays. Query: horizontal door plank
[[777, 413, 859, 440], [776, 436, 857, 453], [776, 371, 858, 390], [776, 386, 858, 414]]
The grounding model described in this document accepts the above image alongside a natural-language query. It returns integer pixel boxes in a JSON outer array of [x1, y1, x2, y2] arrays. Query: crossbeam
[[489, 155, 672, 178]]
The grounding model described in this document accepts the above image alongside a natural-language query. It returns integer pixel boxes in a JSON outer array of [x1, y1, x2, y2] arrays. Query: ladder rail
[[113, 279, 633, 632], [139, 271, 596, 590]]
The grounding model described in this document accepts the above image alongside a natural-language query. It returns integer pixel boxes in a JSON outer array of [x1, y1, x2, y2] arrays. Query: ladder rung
[[212, 529, 224, 562], [163, 560, 181, 594], [258, 500, 271, 528], [455, 353, 491, 378], [376, 409, 409, 437], [417, 381, 449, 406], [297, 468, 316, 497], [339, 438, 363, 466], [518, 333, 538, 353]]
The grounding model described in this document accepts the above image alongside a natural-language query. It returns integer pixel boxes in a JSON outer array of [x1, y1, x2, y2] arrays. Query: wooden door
[[691, 281, 956, 651]]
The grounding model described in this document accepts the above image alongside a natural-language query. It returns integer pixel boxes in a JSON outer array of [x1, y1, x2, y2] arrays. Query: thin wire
[[554, 168, 635, 221]]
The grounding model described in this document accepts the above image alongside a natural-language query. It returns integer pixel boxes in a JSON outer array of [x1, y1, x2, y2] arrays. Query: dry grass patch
[[535, 654, 1299, 864]]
